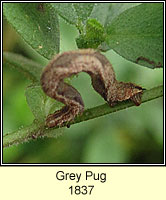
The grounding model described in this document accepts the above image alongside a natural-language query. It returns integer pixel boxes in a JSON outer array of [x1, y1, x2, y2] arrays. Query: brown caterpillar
[[41, 49, 143, 128]]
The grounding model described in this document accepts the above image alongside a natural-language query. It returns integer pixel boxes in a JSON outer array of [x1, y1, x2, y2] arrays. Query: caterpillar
[[41, 49, 143, 128]]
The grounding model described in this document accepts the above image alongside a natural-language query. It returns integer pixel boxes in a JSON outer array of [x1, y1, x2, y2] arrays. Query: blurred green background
[[3, 17, 163, 164]]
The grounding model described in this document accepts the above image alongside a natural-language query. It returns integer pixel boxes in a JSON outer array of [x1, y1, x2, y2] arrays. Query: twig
[[3, 85, 163, 148]]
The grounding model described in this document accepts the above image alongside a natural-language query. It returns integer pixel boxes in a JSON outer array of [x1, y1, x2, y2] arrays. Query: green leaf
[[3, 52, 43, 82], [25, 84, 64, 122], [25, 85, 46, 122], [106, 3, 163, 69], [89, 3, 139, 26], [76, 19, 105, 49], [49, 3, 94, 26], [49, 3, 78, 25], [3, 3, 60, 59], [76, 3, 141, 51], [104, 3, 141, 26], [90, 3, 112, 26], [73, 3, 94, 22]]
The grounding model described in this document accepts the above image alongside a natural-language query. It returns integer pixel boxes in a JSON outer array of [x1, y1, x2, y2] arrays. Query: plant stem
[[3, 85, 163, 148], [73, 84, 163, 124]]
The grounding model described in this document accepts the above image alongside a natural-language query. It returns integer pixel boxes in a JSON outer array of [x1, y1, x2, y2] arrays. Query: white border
[[1, 0, 165, 166]]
